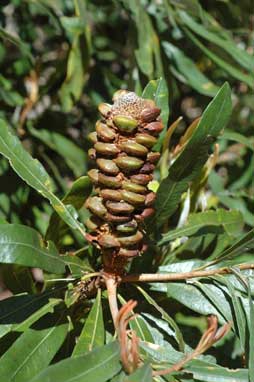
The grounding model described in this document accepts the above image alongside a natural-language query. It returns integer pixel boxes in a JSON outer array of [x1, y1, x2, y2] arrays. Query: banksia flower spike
[[86, 90, 163, 275]]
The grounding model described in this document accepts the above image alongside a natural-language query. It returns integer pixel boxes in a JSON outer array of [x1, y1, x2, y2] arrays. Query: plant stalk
[[120, 263, 254, 283], [104, 276, 119, 328]]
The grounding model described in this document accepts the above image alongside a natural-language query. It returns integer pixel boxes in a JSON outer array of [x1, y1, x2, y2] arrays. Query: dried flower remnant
[[153, 315, 231, 377], [86, 91, 163, 275], [116, 299, 140, 374]]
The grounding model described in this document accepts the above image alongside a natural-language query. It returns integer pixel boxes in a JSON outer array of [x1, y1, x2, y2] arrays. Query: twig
[[121, 263, 254, 283], [104, 275, 119, 328]]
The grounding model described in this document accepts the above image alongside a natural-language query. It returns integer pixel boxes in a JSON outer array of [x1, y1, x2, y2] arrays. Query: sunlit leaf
[[159, 209, 243, 245], [30, 342, 121, 382], [0, 224, 65, 273], [0, 320, 68, 382], [72, 289, 104, 356]]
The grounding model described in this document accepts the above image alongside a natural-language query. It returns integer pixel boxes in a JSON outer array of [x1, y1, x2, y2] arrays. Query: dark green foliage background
[[0, 1, 253, 381]]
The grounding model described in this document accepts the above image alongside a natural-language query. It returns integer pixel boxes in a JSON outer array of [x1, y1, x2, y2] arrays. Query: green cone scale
[[86, 91, 162, 274]]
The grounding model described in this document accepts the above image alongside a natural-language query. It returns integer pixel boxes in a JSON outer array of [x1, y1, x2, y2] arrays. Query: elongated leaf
[[0, 293, 62, 339], [142, 339, 248, 381], [142, 77, 170, 152], [220, 129, 254, 152], [46, 176, 92, 244], [140, 338, 182, 364], [0, 120, 85, 235], [0, 27, 34, 63], [0, 322, 68, 382], [167, 282, 231, 322], [179, 11, 254, 73], [186, 359, 248, 382], [59, 0, 91, 112], [142, 77, 169, 127], [210, 228, 254, 265], [63, 253, 93, 276], [248, 280, 254, 382], [184, 29, 254, 87], [134, 9, 154, 78], [31, 342, 121, 382], [123, 0, 163, 79], [125, 363, 152, 382], [159, 209, 243, 245], [194, 281, 232, 323], [59, 31, 90, 111], [28, 125, 87, 177], [0, 224, 65, 273], [155, 82, 232, 226], [163, 42, 219, 96], [136, 286, 184, 351], [72, 289, 104, 356], [224, 278, 246, 351]]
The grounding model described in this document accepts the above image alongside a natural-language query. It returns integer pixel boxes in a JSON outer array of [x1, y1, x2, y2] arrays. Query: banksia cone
[[85, 90, 163, 275]]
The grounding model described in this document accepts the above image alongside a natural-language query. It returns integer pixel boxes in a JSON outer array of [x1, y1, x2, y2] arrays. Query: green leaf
[[163, 42, 219, 96], [0, 224, 65, 273], [63, 253, 93, 277], [142, 77, 169, 127], [0, 293, 62, 339], [59, 33, 89, 112], [159, 209, 243, 245], [167, 282, 231, 322], [224, 278, 246, 352], [247, 280, 254, 382], [46, 176, 92, 244], [126, 1, 153, 77], [125, 363, 152, 382], [0, 27, 34, 64], [185, 359, 248, 382], [184, 29, 254, 87], [210, 228, 254, 265], [171, 0, 201, 16], [136, 286, 185, 351], [220, 129, 254, 152], [142, 77, 170, 151], [0, 120, 86, 236], [194, 281, 232, 323], [140, 338, 182, 365], [0, 322, 68, 382], [72, 289, 104, 356], [28, 125, 87, 177], [155, 82, 232, 226], [123, 1, 163, 78], [179, 11, 254, 74], [30, 342, 121, 382]]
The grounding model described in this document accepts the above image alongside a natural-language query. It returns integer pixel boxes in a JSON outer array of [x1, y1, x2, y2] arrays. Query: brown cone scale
[[86, 91, 162, 274]]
